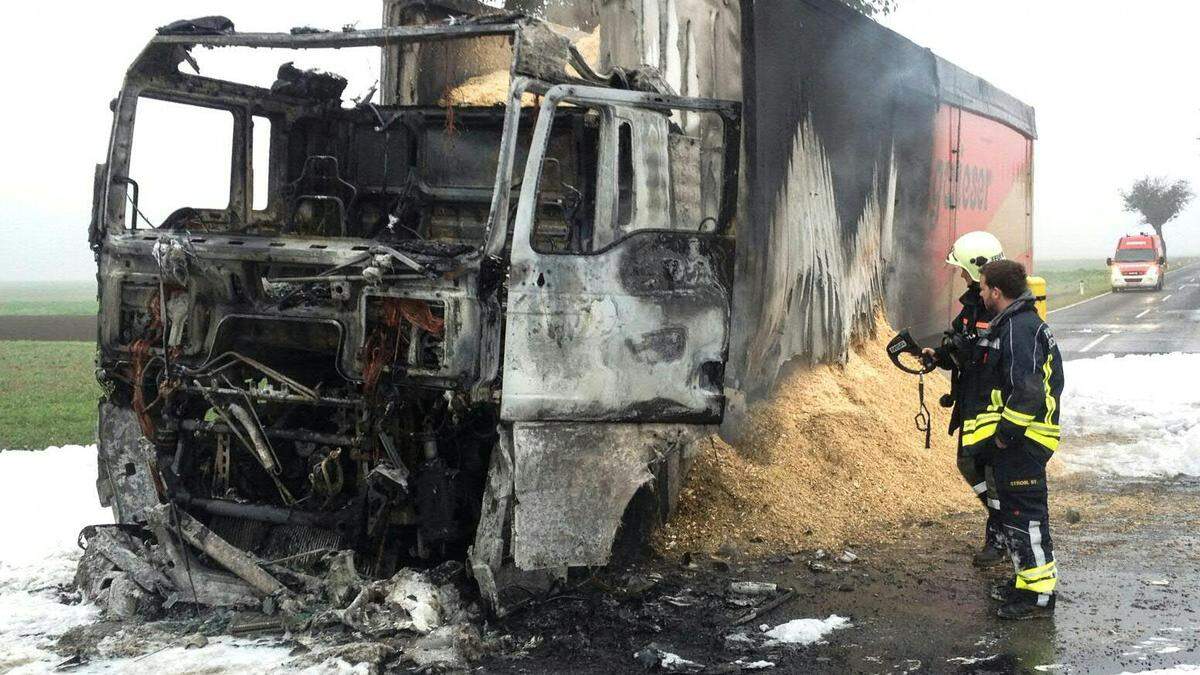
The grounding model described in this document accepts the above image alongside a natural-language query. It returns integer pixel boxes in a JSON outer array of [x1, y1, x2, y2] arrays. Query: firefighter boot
[[973, 520, 1007, 568], [997, 589, 1056, 620], [973, 543, 1007, 567], [990, 576, 1017, 602]]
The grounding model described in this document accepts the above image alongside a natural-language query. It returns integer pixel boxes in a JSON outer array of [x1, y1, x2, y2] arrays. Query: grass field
[[0, 280, 97, 316], [0, 341, 98, 449], [1033, 259, 1112, 311]]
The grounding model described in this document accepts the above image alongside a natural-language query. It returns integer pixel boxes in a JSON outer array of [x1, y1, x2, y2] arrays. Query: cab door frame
[[499, 83, 740, 422]]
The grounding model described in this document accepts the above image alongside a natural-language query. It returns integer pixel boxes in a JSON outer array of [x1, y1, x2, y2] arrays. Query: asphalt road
[[1050, 261, 1200, 360], [482, 479, 1200, 675]]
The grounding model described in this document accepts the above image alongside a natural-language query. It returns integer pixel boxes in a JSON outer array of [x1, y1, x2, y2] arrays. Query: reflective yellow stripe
[[1042, 352, 1057, 425], [964, 414, 1000, 435], [964, 411, 1001, 434], [1025, 428, 1060, 451], [1003, 407, 1035, 422], [1018, 561, 1057, 578], [1029, 422, 1061, 437], [989, 389, 1004, 411], [964, 422, 998, 446], [1016, 561, 1058, 593], [1002, 408, 1035, 426]]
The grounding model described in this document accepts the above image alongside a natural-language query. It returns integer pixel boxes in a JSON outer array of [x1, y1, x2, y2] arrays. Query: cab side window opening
[[528, 114, 601, 254], [531, 103, 729, 255], [251, 116, 272, 212], [616, 122, 633, 227], [126, 98, 234, 229]]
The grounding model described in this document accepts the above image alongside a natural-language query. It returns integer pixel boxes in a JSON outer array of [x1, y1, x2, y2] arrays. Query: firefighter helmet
[[946, 231, 1004, 282]]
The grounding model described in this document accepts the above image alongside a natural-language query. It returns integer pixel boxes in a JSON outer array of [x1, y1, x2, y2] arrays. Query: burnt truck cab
[[89, 14, 739, 611]]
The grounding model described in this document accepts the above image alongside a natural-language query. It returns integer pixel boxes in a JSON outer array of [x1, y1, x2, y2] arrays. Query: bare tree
[[1120, 176, 1194, 257]]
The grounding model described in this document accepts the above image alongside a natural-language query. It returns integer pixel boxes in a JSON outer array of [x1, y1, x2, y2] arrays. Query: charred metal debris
[[84, 4, 741, 637]]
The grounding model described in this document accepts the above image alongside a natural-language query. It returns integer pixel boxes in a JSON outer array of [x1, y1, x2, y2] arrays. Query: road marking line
[[1162, 294, 1172, 301], [1136, 308, 1152, 319], [1043, 261, 1196, 316], [1048, 291, 1111, 315], [1080, 333, 1111, 353]]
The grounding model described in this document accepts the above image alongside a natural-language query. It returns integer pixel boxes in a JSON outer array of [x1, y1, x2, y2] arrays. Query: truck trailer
[[85, 0, 1034, 613]]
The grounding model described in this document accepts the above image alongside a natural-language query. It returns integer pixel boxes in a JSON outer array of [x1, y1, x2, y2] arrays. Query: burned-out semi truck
[[87, 0, 1033, 612]]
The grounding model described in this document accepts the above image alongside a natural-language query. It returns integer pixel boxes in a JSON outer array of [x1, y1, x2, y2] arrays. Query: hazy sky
[[0, 2, 380, 282], [3, 1, 1200, 281], [881, 1, 1200, 262]]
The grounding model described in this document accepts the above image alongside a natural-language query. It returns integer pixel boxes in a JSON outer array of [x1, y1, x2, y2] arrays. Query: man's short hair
[[980, 259, 1028, 299]]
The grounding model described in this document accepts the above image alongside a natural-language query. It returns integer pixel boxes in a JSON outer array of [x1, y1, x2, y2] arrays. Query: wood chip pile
[[657, 315, 978, 554], [438, 27, 601, 107]]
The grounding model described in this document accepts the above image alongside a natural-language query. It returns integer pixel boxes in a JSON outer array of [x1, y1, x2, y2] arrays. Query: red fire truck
[[1108, 233, 1167, 292]]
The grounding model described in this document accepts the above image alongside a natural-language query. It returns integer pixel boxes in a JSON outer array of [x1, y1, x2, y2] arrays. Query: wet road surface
[[1050, 261, 1200, 359], [485, 479, 1200, 674], [485, 265, 1200, 674]]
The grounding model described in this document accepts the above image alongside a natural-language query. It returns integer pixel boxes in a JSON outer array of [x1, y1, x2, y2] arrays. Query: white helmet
[[946, 231, 1004, 282]]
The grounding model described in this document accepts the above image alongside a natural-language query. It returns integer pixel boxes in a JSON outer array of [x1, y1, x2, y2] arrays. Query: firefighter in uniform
[[963, 259, 1064, 619], [924, 231, 1007, 567]]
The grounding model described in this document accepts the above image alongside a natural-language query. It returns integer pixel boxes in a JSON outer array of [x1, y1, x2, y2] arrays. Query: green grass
[[0, 341, 99, 449], [0, 280, 98, 316], [1032, 261, 1111, 311]]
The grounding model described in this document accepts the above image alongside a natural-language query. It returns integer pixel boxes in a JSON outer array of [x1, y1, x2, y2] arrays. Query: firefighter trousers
[[957, 439, 1003, 548], [992, 440, 1057, 602]]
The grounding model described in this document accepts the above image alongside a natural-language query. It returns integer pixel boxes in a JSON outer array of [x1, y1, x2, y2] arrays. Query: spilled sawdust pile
[[438, 27, 600, 107], [657, 316, 977, 554]]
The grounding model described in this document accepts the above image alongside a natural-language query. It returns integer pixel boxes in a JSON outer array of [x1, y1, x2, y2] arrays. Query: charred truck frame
[[89, 11, 739, 611], [89, 0, 1036, 615]]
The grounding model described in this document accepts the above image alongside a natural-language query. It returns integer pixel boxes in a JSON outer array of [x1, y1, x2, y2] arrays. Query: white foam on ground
[[62, 640, 366, 675], [1058, 353, 1200, 477], [0, 446, 110, 673], [763, 615, 851, 645], [1120, 666, 1200, 675], [0, 447, 369, 674]]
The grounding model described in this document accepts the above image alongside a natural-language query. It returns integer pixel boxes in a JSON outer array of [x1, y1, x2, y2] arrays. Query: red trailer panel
[[928, 104, 1034, 329]]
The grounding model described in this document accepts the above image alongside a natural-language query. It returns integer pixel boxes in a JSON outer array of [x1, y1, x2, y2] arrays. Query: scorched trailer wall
[[732, 0, 1036, 409], [500, 0, 1036, 413]]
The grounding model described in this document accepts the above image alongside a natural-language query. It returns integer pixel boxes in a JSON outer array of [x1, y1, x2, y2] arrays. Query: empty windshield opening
[[126, 98, 233, 229]]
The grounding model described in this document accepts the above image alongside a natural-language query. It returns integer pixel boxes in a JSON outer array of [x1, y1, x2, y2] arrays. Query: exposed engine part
[[414, 430, 458, 552], [308, 447, 345, 499]]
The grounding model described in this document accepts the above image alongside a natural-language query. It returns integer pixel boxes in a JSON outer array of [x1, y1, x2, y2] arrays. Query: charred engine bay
[[93, 98, 522, 613], [92, 251, 504, 599]]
